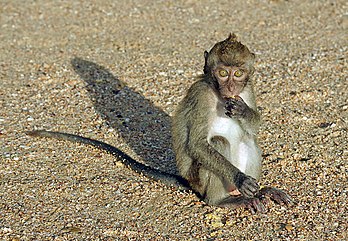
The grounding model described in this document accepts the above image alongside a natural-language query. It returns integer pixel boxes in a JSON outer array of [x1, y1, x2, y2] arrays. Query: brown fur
[[172, 34, 292, 211]]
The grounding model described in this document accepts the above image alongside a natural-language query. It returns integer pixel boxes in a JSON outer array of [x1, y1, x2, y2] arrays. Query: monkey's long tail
[[26, 130, 190, 191]]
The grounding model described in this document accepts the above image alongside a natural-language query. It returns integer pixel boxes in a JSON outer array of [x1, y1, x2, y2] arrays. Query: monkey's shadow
[[71, 57, 177, 173]]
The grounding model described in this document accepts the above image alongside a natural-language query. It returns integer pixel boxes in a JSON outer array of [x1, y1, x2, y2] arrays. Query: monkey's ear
[[203, 51, 209, 74], [204, 50, 209, 60], [228, 33, 238, 42]]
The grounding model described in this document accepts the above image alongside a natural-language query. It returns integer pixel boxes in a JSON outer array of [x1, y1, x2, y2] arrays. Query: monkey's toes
[[243, 198, 267, 214], [260, 187, 293, 206]]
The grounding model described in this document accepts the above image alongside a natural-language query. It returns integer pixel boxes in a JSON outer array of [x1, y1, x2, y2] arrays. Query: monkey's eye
[[234, 69, 244, 77], [219, 69, 229, 77]]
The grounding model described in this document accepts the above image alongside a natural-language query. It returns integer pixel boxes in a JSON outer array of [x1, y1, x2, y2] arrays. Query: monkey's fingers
[[225, 110, 236, 118], [225, 98, 238, 110], [225, 96, 245, 105], [224, 107, 241, 118], [234, 173, 258, 197], [239, 178, 260, 198], [224, 98, 248, 118]]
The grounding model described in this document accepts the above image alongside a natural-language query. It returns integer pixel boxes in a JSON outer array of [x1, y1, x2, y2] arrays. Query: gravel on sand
[[0, 0, 347, 240]]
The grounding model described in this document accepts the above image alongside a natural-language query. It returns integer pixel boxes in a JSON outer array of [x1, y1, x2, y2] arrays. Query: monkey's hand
[[234, 172, 260, 198], [224, 96, 252, 119]]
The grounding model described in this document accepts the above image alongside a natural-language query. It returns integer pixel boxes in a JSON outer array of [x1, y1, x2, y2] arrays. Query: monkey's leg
[[201, 170, 266, 213], [201, 136, 263, 213], [260, 187, 292, 206]]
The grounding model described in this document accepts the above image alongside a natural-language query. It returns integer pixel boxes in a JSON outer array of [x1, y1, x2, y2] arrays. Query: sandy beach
[[1, 0, 347, 240]]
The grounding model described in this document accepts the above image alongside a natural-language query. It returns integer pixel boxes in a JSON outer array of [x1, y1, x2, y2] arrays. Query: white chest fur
[[207, 108, 261, 179]]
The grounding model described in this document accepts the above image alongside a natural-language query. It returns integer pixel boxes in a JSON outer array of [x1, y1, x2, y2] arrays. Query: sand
[[1, 0, 347, 240]]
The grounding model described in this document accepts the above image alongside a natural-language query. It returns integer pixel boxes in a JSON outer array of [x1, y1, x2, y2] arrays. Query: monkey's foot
[[259, 187, 292, 206], [217, 196, 267, 214]]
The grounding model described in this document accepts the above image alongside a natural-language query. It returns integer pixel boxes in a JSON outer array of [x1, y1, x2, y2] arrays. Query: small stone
[[285, 224, 294, 231]]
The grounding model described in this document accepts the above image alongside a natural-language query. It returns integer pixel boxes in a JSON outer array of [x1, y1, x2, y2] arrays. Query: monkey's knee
[[201, 175, 230, 206]]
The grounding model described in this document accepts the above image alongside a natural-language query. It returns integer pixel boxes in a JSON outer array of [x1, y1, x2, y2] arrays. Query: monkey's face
[[213, 64, 249, 98]]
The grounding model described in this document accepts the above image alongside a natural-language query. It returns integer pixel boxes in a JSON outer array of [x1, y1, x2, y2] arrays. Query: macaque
[[172, 33, 291, 212], [28, 34, 291, 213]]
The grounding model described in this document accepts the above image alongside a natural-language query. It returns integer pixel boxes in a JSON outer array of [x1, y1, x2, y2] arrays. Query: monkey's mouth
[[222, 95, 239, 100], [220, 86, 241, 99], [220, 88, 235, 99]]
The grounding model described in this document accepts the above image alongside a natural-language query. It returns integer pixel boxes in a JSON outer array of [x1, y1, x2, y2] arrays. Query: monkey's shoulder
[[172, 80, 219, 128], [185, 79, 219, 104]]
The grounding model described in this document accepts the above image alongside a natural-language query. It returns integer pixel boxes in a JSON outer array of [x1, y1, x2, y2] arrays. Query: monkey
[[171, 33, 292, 212], [27, 33, 291, 213]]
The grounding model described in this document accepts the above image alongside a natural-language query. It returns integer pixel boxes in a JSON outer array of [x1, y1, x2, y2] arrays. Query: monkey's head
[[204, 33, 255, 98]]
